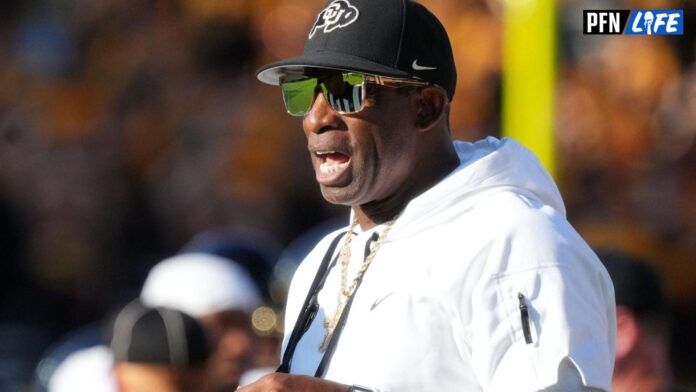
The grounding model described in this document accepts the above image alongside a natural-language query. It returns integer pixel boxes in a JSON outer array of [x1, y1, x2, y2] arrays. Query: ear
[[412, 85, 448, 131], [615, 306, 640, 361]]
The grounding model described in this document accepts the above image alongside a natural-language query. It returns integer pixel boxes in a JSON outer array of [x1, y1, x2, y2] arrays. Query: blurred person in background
[[181, 230, 288, 382], [110, 302, 211, 392], [140, 252, 261, 391], [46, 344, 116, 392], [34, 324, 116, 392], [596, 248, 692, 392]]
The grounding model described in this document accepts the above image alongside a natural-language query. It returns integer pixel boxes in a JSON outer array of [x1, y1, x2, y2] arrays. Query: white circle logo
[[309, 0, 360, 39]]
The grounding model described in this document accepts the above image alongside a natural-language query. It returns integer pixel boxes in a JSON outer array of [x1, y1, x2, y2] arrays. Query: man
[[110, 302, 212, 392], [140, 253, 261, 391], [596, 248, 690, 392], [243, 1, 616, 391]]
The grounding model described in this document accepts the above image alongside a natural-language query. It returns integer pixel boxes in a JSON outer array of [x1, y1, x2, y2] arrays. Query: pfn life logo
[[625, 10, 683, 35], [583, 10, 684, 35]]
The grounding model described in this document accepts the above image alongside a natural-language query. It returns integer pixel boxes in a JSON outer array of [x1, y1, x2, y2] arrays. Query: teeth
[[316, 151, 336, 156], [320, 161, 349, 174]]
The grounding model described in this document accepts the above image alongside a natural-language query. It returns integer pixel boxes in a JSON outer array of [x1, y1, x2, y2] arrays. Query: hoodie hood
[[382, 137, 564, 240]]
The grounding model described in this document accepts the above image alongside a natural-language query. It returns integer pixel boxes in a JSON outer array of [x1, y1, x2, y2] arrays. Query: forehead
[[115, 363, 179, 390]]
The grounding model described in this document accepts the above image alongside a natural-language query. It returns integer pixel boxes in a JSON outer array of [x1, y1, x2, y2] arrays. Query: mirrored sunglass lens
[[281, 78, 318, 116], [321, 73, 364, 113]]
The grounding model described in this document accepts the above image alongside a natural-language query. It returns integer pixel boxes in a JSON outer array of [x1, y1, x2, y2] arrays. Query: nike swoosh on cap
[[412, 59, 437, 71]]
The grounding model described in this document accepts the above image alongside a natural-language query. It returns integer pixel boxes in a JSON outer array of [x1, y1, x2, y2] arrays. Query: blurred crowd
[[0, 0, 694, 390]]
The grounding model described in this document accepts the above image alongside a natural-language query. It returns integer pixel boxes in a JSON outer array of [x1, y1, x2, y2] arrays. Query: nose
[[303, 89, 341, 135]]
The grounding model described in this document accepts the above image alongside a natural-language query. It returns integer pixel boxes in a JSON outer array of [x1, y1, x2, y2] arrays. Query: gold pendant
[[318, 331, 331, 352], [319, 301, 342, 352]]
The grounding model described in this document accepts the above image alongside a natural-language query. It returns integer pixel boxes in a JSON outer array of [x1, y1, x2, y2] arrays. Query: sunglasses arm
[[367, 75, 430, 87]]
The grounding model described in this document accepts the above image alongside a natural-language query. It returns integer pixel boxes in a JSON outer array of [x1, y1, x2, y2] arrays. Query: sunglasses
[[279, 71, 429, 116]]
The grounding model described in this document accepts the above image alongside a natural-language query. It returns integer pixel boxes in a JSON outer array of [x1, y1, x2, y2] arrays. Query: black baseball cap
[[256, 0, 457, 99], [594, 248, 669, 318], [110, 302, 210, 368]]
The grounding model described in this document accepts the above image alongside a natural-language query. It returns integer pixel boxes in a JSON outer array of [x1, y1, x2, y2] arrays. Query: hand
[[236, 373, 351, 392]]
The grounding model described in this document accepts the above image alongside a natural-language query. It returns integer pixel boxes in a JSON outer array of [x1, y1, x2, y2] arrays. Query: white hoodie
[[282, 137, 616, 392]]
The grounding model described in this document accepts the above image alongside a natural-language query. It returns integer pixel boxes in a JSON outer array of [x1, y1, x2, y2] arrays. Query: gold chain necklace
[[319, 215, 398, 352]]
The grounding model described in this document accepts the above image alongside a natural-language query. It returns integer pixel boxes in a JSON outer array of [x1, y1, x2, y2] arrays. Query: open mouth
[[314, 150, 351, 185], [317, 151, 350, 173]]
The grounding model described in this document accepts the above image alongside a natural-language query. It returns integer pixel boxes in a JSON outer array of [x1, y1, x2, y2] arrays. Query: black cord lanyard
[[277, 231, 345, 374], [276, 231, 379, 377], [315, 232, 377, 377]]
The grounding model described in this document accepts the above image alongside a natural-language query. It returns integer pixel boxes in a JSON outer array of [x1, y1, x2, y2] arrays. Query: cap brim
[[256, 52, 414, 85]]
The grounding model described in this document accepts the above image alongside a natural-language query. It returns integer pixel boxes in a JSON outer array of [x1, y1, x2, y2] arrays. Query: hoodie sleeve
[[464, 195, 616, 392]]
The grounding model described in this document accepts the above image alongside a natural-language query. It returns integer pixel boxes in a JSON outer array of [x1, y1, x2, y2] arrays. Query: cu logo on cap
[[309, 0, 360, 39]]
